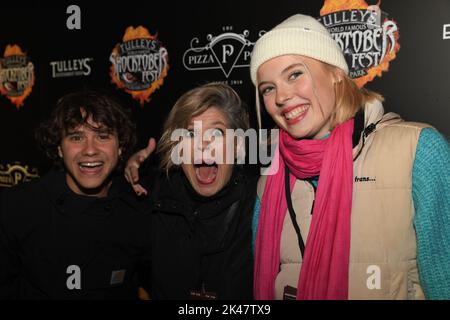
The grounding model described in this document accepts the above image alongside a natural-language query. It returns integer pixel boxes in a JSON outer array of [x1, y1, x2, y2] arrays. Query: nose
[[195, 135, 211, 151], [81, 136, 99, 156], [202, 138, 210, 151], [275, 83, 292, 108]]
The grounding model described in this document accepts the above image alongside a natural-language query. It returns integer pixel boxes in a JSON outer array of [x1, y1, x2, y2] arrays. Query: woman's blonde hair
[[326, 64, 384, 130], [158, 83, 249, 172]]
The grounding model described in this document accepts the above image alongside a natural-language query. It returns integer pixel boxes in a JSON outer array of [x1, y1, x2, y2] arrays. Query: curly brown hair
[[35, 90, 137, 168]]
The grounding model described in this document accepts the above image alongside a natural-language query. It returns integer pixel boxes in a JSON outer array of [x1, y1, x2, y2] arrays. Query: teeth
[[284, 105, 308, 120], [194, 160, 217, 166], [79, 162, 103, 168]]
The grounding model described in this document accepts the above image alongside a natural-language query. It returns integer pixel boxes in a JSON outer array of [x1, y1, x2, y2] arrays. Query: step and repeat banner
[[1, 0, 449, 188]]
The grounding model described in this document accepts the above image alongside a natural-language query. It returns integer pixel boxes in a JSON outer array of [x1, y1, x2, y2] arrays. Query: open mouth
[[283, 104, 310, 124], [78, 161, 104, 174], [194, 162, 218, 185]]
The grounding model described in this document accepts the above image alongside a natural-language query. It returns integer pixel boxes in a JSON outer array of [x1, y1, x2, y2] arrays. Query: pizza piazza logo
[[183, 27, 261, 79], [0, 44, 35, 109], [0, 163, 39, 187], [110, 26, 169, 106], [318, 0, 400, 87]]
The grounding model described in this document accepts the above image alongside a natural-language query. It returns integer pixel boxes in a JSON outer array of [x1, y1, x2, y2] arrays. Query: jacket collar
[[44, 169, 143, 217], [352, 99, 403, 160], [153, 167, 247, 220]]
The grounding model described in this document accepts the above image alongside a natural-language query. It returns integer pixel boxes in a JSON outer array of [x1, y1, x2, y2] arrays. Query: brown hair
[[158, 83, 249, 172], [35, 90, 136, 168]]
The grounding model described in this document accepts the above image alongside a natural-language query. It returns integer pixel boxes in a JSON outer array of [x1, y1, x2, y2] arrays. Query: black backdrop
[[1, 0, 449, 187]]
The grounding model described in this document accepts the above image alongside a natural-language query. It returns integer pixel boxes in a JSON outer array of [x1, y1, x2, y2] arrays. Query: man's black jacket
[[0, 169, 151, 299]]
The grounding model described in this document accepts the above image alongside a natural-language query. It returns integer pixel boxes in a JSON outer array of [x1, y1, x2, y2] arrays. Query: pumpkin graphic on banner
[[318, 0, 400, 87], [110, 26, 169, 106], [0, 44, 35, 109]]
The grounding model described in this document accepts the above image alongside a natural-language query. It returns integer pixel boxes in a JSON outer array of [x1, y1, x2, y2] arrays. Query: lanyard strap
[[284, 166, 306, 258]]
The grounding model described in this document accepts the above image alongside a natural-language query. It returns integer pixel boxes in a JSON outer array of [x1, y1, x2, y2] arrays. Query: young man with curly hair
[[0, 91, 151, 299]]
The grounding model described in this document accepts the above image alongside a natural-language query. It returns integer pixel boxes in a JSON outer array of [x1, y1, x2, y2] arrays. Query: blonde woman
[[251, 14, 450, 300]]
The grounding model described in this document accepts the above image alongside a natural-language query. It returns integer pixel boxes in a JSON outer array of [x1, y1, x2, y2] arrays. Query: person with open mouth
[[0, 91, 152, 299], [124, 83, 257, 300], [250, 14, 450, 300]]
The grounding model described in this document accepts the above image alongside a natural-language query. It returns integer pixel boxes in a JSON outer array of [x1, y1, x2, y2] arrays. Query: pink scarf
[[254, 118, 354, 300]]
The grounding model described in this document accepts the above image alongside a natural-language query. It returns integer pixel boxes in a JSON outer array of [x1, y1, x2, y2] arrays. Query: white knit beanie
[[250, 14, 349, 85]]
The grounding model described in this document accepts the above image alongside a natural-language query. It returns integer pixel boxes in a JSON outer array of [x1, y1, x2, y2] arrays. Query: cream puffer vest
[[256, 100, 430, 300]]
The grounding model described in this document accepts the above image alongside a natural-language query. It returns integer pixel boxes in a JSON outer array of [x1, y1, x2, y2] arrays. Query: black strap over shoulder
[[284, 166, 305, 258], [352, 109, 365, 148]]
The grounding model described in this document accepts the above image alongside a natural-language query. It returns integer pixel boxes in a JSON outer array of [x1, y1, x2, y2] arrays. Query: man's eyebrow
[[65, 129, 82, 135], [65, 126, 113, 135], [95, 127, 113, 133]]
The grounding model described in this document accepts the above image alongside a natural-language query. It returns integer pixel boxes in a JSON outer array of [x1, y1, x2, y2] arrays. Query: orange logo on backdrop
[[0, 44, 35, 108], [319, 0, 400, 87], [110, 26, 169, 106]]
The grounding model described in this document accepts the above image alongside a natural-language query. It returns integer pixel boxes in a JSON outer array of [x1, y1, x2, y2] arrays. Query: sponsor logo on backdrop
[[50, 58, 93, 78], [0, 44, 35, 109], [183, 26, 263, 84], [319, 0, 400, 87], [0, 163, 39, 187], [443, 24, 450, 40], [110, 26, 169, 107]]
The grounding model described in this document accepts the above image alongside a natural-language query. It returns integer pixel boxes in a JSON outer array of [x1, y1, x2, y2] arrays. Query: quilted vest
[[256, 101, 430, 299]]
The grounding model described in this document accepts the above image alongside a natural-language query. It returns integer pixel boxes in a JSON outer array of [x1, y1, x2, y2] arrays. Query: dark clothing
[[147, 167, 257, 300], [0, 170, 151, 299]]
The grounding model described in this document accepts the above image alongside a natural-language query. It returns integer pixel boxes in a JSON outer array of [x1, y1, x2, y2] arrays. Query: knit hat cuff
[[250, 27, 349, 84]]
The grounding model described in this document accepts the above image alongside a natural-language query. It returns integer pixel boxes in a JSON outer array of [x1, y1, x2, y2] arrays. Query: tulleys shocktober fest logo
[[319, 0, 400, 87], [0, 44, 35, 109], [110, 26, 169, 106]]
